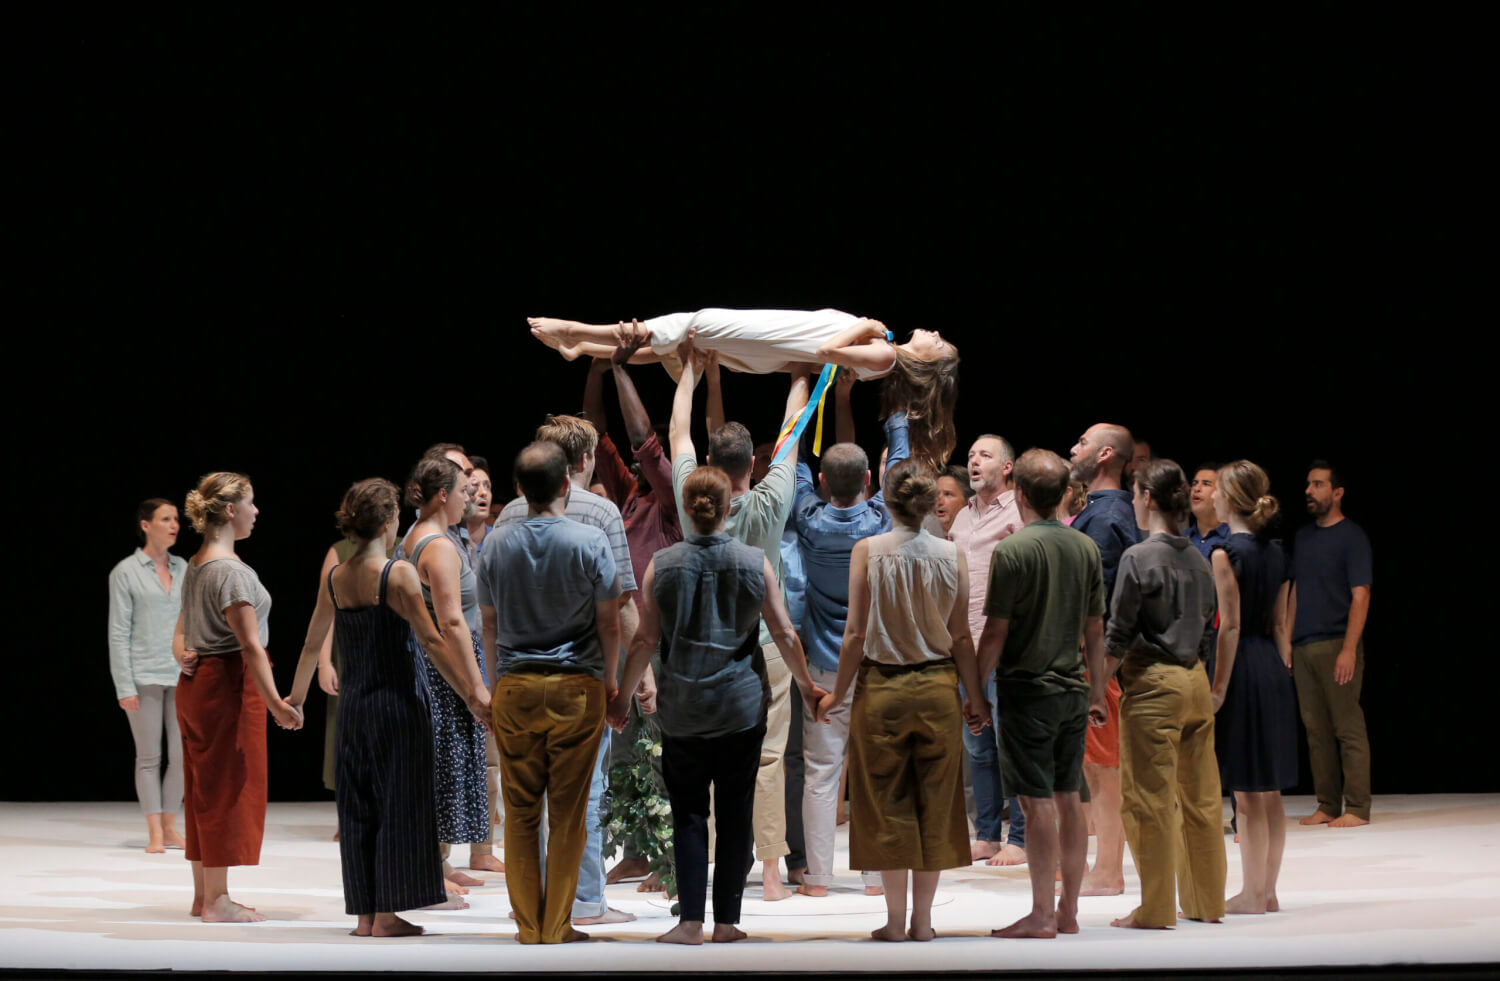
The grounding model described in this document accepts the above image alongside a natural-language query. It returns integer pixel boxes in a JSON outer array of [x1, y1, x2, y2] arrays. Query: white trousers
[[800, 666, 881, 888]]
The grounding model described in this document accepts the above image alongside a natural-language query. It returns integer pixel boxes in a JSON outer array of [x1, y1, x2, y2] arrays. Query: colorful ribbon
[[772, 363, 839, 464]]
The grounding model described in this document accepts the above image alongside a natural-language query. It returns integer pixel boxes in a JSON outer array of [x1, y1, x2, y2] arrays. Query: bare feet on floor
[[797, 884, 828, 897], [971, 839, 1002, 861], [1073, 871, 1124, 896], [469, 854, 505, 873], [657, 921, 703, 945], [1329, 813, 1369, 827], [189, 899, 203, 917], [907, 923, 935, 941], [422, 896, 470, 911], [606, 857, 650, 884], [444, 878, 470, 895], [332, 829, 340, 842], [985, 844, 1028, 867], [760, 865, 791, 902], [638, 871, 663, 893], [1299, 809, 1336, 826], [787, 866, 806, 885], [1266, 892, 1280, 912], [145, 839, 166, 854], [871, 924, 907, 942], [1111, 910, 1168, 930], [865, 885, 885, 896], [448, 870, 485, 888], [163, 828, 186, 849], [201, 895, 267, 923], [574, 907, 636, 925], [712, 924, 748, 942], [992, 910, 1058, 939], [1056, 905, 1080, 935], [1224, 891, 1268, 915], [563, 928, 591, 943], [358, 914, 424, 937]]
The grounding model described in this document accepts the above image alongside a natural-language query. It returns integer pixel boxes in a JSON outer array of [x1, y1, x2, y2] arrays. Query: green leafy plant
[[601, 719, 677, 907]]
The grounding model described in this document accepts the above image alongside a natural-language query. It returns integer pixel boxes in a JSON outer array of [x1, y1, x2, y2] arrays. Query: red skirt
[[176, 653, 268, 867]]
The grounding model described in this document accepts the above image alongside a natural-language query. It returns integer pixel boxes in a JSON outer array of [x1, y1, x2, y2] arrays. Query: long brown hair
[[880, 346, 959, 471]]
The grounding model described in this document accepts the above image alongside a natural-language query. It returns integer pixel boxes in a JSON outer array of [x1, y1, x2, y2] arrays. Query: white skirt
[[644, 308, 888, 379]]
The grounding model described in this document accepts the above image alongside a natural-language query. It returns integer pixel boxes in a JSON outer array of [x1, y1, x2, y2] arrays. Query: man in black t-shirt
[[1289, 461, 1373, 828]]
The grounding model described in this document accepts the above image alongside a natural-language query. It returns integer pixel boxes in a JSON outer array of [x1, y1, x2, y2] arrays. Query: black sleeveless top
[[328, 560, 430, 719]]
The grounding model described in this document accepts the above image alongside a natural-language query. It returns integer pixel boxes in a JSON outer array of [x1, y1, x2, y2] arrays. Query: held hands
[[963, 694, 991, 735], [270, 699, 303, 731], [606, 689, 632, 733], [318, 660, 339, 696], [467, 688, 493, 732], [612, 319, 648, 364], [118, 696, 140, 712], [809, 683, 835, 723], [1334, 646, 1357, 685]]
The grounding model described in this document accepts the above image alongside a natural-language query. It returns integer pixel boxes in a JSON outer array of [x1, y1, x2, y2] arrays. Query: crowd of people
[[106, 309, 1375, 943]]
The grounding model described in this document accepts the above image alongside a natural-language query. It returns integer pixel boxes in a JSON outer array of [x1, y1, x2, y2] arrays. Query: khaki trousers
[[1292, 639, 1371, 820], [1118, 658, 1226, 927], [752, 644, 792, 861], [492, 671, 606, 944]]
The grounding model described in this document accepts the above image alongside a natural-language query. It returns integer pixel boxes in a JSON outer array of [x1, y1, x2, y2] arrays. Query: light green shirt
[[107, 549, 188, 699], [674, 453, 795, 646]]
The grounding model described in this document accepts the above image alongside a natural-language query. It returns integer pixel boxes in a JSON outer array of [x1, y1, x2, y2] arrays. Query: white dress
[[644, 308, 891, 379]]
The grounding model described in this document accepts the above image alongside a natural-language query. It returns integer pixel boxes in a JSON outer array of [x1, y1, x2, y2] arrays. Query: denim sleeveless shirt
[[651, 532, 769, 738]]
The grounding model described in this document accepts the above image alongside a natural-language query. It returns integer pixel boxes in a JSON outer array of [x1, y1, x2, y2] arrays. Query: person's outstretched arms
[[834, 369, 856, 446], [612, 348, 654, 449], [669, 330, 702, 464], [704, 350, 725, 435], [581, 356, 610, 433]]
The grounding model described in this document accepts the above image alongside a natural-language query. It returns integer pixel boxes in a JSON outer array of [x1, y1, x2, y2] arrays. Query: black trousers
[[662, 723, 765, 924]]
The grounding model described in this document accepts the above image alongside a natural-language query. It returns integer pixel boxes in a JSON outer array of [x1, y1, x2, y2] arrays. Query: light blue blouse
[[107, 549, 188, 698]]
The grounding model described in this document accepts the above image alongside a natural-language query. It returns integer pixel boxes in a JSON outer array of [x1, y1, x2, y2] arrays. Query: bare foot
[[145, 839, 166, 854], [1329, 813, 1368, 828], [606, 857, 650, 884], [761, 867, 791, 902], [638, 872, 663, 893], [421, 896, 470, 911], [1266, 892, 1280, 913], [907, 924, 935, 941], [333, 829, 340, 842], [1299, 809, 1336, 826], [1224, 891, 1267, 915], [871, 924, 907, 942], [992, 910, 1058, 939], [444, 878, 470, 896], [201, 896, 267, 923], [1056, 906, 1080, 935], [657, 921, 704, 945], [711, 924, 748, 942], [797, 884, 828, 897], [986, 844, 1028, 867], [787, 866, 806, 885], [163, 829, 186, 850], [1074, 871, 1124, 897], [574, 907, 636, 925], [528, 318, 583, 360], [449, 870, 485, 888], [469, 854, 505, 873], [351, 916, 372, 937], [1111, 909, 1168, 930], [971, 839, 1002, 861], [563, 928, 591, 943], [865, 885, 885, 896], [372, 914, 424, 937], [189, 898, 203, 917]]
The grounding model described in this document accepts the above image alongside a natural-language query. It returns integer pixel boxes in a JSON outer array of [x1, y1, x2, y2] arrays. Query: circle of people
[[107, 309, 1374, 944]]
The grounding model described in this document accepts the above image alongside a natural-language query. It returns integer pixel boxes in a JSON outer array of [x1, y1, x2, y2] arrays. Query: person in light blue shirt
[[107, 498, 189, 854], [790, 410, 909, 895]]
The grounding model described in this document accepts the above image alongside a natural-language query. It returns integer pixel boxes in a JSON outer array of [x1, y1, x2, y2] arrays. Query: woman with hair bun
[[172, 472, 302, 923], [108, 498, 188, 853], [1102, 459, 1225, 929], [395, 456, 492, 901], [817, 459, 989, 942], [1209, 460, 1296, 915], [607, 465, 826, 945], [286, 479, 490, 934]]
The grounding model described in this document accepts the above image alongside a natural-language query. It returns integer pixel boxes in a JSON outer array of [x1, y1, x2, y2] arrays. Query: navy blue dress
[[332, 560, 446, 914], [1214, 534, 1299, 792]]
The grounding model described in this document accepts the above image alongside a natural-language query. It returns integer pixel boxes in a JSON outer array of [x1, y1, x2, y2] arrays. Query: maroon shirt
[[595, 432, 682, 609]]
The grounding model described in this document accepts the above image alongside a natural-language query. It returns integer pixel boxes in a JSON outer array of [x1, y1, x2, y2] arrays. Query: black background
[[10, 12, 1480, 803]]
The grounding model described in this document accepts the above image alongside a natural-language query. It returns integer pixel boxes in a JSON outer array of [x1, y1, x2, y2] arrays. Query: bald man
[[1067, 423, 1142, 898]]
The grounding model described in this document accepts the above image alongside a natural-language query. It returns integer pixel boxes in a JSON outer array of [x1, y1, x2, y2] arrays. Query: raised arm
[[778, 366, 814, 469], [612, 361, 655, 449], [834, 369, 856, 446], [704, 351, 724, 435], [391, 561, 490, 725], [581, 357, 610, 434], [760, 555, 826, 714], [1210, 549, 1241, 711], [669, 332, 702, 463]]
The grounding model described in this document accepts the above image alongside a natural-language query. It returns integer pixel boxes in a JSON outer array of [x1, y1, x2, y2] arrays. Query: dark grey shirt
[[651, 532, 770, 739], [1105, 533, 1217, 667]]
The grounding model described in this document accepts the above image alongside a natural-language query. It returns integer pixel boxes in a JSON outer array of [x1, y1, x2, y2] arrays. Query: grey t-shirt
[[476, 516, 621, 679], [181, 557, 271, 657]]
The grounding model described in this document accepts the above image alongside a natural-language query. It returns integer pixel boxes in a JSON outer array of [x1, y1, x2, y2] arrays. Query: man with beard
[[1290, 461, 1373, 828], [1066, 424, 1142, 897], [949, 435, 1029, 867]]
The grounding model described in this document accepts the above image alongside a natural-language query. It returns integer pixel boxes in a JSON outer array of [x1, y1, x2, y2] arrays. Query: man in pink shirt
[[948, 434, 1027, 866]]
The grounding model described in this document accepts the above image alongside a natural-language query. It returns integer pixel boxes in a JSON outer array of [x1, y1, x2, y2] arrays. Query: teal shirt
[[107, 549, 188, 698]]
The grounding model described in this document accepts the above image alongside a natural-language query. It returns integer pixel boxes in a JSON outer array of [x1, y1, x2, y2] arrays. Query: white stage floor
[[1, 795, 1497, 974]]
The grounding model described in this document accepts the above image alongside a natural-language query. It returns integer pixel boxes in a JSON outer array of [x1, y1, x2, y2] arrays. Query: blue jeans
[[959, 675, 1025, 849], [539, 729, 611, 917]]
